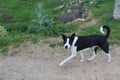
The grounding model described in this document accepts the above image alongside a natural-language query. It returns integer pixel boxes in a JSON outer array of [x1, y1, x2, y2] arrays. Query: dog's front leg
[[87, 47, 98, 61], [59, 54, 76, 66], [59, 46, 77, 66]]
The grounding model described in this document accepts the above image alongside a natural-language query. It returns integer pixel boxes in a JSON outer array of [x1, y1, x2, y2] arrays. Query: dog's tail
[[100, 25, 111, 38]]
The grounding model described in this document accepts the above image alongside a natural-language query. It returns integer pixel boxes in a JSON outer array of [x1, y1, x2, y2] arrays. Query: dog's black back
[[75, 35, 108, 52], [75, 25, 111, 53]]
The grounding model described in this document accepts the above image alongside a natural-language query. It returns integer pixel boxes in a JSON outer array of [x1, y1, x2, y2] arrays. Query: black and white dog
[[59, 25, 111, 66]]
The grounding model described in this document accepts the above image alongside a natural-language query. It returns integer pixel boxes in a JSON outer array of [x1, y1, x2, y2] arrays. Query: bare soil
[[0, 38, 120, 80]]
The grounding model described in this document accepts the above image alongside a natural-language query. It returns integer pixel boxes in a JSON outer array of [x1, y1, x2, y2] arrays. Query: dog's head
[[62, 33, 75, 49]]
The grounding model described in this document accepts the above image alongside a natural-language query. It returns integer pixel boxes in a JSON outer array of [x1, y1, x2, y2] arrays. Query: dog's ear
[[71, 33, 75, 38], [61, 34, 66, 40]]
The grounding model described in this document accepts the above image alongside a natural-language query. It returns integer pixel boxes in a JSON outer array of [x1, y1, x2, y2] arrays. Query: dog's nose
[[65, 46, 68, 49]]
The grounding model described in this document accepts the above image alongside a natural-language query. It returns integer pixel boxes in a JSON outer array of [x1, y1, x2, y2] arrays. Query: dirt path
[[0, 38, 120, 80]]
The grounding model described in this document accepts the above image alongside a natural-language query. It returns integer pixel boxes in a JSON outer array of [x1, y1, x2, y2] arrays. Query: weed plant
[[28, 3, 77, 36]]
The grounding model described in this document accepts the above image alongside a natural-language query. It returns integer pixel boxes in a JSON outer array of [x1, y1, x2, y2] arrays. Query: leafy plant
[[0, 47, 8, 56], [0, 26, 8, 37], [0, 26, 9, 46], [0, 37, 9, 46], [27, 3, 55, 35], [31, 36, 39, 43], [27, 3, 78, 36]]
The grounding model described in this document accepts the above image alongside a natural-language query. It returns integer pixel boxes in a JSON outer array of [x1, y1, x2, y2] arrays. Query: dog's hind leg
[[101, 43, 111, 63], [106, 53, 111, 63], [88, 46, 98, 61], [80, 52, 84, 62]]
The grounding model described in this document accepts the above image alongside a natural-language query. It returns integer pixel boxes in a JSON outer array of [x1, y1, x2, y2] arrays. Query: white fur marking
[[64, 38, 70, 49], [79, 48, 90, 53], [59, 37, 78, 66], [71, 37, 78, 53], [72, 37, 78, 46], [59, 53, 76, 66], [59, 47, 77, 66], [88, 46, 97, 61], [80, 52, 84, 62], [88, 53, 97, 61], [79, 48, 90, 62], [106, 53, 111, 63], [100, 26, 105, 34]]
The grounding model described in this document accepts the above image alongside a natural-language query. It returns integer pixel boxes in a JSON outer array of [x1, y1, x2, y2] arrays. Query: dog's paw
[[59, 62, 64, 66], [80, 59, 84, 63], [87, 58, 92, 62], [107, 60, 111, 64]]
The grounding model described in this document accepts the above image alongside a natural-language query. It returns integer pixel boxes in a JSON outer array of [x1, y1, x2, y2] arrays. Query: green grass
[[79, 20, 120, 44], [49, 42, 63, 48], [0, 0, 120, 51], [79, 0, 120, 44], [0, 0, 64, 33], [89, 0, 114, 18], [0, 0, 76, 48]]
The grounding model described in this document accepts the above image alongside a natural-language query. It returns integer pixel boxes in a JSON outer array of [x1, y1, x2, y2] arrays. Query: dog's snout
[[65, 46, 68, 49]]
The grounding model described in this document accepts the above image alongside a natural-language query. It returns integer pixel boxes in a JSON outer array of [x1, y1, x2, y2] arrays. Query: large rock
[[59, 10, 83, 23], [113, 0, 120, 19]]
